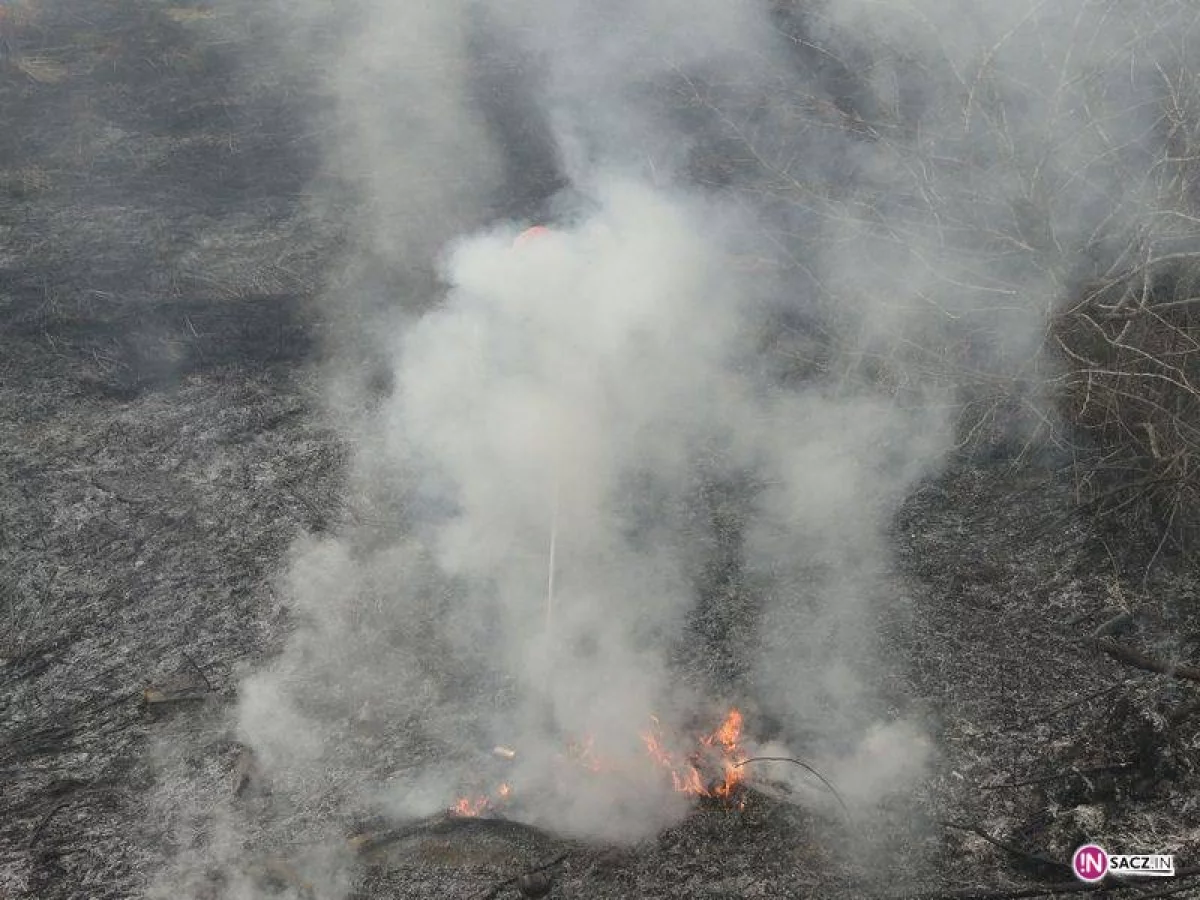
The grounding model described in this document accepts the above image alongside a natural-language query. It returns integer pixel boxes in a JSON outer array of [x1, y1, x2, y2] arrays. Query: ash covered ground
[[2, 2, 1200, 899]]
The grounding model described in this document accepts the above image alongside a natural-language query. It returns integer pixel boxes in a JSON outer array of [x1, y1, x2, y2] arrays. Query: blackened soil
[[2, 3, 1198, 900]]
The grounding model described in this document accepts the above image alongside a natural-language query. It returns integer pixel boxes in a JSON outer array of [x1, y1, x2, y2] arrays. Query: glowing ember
[[563, 734, 610, 773], [451, 782, 511, 817], [452, 795, 488, 817]]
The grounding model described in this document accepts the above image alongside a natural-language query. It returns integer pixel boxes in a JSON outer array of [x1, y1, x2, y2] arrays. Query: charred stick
[[1090, 611, 1139, 639], [180, 650, 214, 692], [1122, 875, 1200, 899], [889, 884, 1131, 899], [1168, 697, 1200, 726], [1020, 679, 1134, 726], [27, 794, 76, 848], [28, 780, 124, 848], [348, 813, 456, 854], [477, 852, 571, 900], [351, 814, 556, 856], [1091, 637, 1200, 683], [142, 687, 211, 706], [887, 885, 1086, 899], [886, 864, 1200, 899], [938, 821, 1070, 878], [979, 760, 1138, 790]]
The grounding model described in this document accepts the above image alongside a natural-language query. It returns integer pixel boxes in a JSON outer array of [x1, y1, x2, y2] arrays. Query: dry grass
[[1054, 266, 1200, 555], [0, 166, 51, 197], [11, 55, 68, 84], [161, 7, 219, 24], [720, 1, 1200, 561]]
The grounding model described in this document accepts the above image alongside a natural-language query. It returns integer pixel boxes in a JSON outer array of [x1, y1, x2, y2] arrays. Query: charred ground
[[2, 2, 1198, 899]]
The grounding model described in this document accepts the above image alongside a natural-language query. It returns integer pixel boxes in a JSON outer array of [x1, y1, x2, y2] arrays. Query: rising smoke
[[153, 0, 1200, 890]]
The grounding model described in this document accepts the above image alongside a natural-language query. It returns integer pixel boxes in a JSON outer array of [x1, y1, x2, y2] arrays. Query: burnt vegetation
[[1, 1, 1199, 899]]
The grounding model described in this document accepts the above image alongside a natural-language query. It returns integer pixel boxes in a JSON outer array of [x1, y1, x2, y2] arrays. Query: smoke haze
[[149, 0, 1200, 890]]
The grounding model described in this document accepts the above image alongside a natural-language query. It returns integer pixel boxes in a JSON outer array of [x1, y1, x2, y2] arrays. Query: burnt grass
[[2, 3, 1199, 900]]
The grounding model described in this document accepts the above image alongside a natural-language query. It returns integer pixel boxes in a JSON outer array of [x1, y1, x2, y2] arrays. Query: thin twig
[[734, 756, 848, 816], [1141, 500, 1179, 591], [180, 650, 214, 693]]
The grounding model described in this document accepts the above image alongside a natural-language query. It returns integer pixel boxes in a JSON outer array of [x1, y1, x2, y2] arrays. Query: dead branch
[[349, 814, 557, 857], [979, 760, 1137, 791], [1091, 637, 1200, 683], [1020, 680, 1135, 726], [1167, 697, 1200, 726], [180, 650, 214, 692], [886, 868, 1200, 899], [939, 821, 1070, 879], [476, 852, 571, 900], [141, 687, 212, 706]]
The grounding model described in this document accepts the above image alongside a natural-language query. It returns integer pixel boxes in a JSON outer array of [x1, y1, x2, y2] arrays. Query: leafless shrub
[[724, 2, 1200, 557], [1054, 263, 1200, 554]]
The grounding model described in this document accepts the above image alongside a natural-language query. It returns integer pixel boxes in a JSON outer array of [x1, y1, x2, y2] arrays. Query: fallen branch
[[348, 814, 456, 855], [246, 858, 315, 900], [141, 687, 211, 706], [27, 780, 124, 848], [979, 761, 1137, 791], [1168, 697, 1200, 726], [180, 650, 214, 692], [886, 864, 1200, 899], [887, 885, 1091, 899], [349, 813, 556, 856], [27, 793, 80, 848], [1091, 637, 1200, 683], [939, 821, 1070, 879], [476, 852, 571, 900], [1020, 680, 1134, 726]]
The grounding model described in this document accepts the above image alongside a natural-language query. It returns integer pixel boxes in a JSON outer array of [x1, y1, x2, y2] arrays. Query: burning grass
[[450, 709, 753, 821], [5, 1, 1200, 897], [641, 708, 748, 803]]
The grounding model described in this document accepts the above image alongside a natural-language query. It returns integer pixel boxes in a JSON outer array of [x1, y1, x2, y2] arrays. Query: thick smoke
[[233, 171, 944, 845], [152, 0, 1200, 889]]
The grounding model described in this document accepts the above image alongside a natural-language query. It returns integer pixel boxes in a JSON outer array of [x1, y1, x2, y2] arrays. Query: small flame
[[451, 782, 511, 817], [452, 795, 490, 817]]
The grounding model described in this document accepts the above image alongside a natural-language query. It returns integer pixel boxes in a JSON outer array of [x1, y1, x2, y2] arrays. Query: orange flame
[[451, 708, 748, 815], [702, 708, 747, 799], [451, 782, 511, 817], [640, 708, 747, 802], [452, 795, 490, 817]]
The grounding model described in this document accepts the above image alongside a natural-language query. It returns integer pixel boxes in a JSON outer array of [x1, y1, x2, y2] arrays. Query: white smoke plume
[[152, 0, 1200, 888]]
